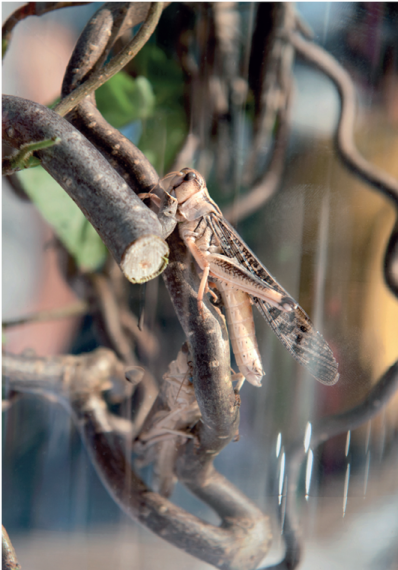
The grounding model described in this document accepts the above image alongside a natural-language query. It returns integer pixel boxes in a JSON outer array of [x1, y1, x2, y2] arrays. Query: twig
[[61, 3, 162, 196], [2, 2, 89, 59], [88, 272, 159, 438], [2, 526, 21, 570], [120, 310, 159, 359], [286, 29, 398, 205], [163, 230, 238, 449], [2, 348, 127, 400], [2, 300, 89, 329], [54, 3, 164, 118], [90, 273, 136, 365], [2, 95, 168, 284], [264, 360, 398, 570]]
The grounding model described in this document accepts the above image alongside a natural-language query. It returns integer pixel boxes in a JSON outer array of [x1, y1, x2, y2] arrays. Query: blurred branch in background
[[1, 2, 90, 59]]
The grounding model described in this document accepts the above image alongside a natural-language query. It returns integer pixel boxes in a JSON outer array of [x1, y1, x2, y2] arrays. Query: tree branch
[[2, 95, 169, 284], [61, 2, 164, 197], [286, 29, 398, 205], [2, 300, 89, 329], [2, 2, 89, 59], [3, 346, 271, 570], [54, 2, 164, 118]]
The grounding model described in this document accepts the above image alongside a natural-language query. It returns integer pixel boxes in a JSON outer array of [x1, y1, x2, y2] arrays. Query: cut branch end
[[120, 235, 169, 284]]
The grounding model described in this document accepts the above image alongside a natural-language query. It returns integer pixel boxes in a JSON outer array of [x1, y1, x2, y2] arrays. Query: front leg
[[138, 191, 178, 239], [185, 238, 212, 311]]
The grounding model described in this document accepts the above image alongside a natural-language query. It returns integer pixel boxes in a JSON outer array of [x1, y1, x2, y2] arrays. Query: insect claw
[[197, 299, 205, 317]]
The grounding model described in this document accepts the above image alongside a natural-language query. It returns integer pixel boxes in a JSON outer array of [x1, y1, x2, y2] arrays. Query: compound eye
[[183, 171, 196, 182]]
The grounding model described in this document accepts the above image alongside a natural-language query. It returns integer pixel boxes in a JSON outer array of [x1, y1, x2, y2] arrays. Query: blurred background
[[2, 2, 398, 569]]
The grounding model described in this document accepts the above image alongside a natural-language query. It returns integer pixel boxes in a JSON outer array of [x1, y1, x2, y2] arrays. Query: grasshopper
[[163, 168, 339, 388], [134, 343, 201, 497]]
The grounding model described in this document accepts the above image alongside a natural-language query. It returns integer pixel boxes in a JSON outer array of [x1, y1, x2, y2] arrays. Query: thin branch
[[2, 526, 21, 570], [383, 218, 398, 299], [2, 95, 168, 284], [61, 3, 162, 196], [170, 133, 200, 173], [286, 29, 398, 205], [88, 272, 159, 438], [2, 348, 128, 401], [2, 300, 88, 329], [120, 310, 159, 359], [54, 2, 164, 118], [222, 4, 294, 223], [2, 2, 89, 59], [90, 273, 136, 365]]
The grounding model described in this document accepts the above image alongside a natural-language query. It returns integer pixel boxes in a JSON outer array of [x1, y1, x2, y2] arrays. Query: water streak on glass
[[276, 432, 282, 457], [305, 449, 314, 500], [365, 421, 372, 454], [278, 451, 286, 505], [304, 421, 312, 453], [343, 463, 351, 517], [378, 410, 386, 460], [363, 451, 371, 497], [280, 493, 287, 535], [345, 430, 351, 457]]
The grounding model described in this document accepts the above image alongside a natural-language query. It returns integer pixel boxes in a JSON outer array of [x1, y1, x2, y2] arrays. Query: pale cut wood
[[120, 234, 169, 283], [2, 95, 168, 284]]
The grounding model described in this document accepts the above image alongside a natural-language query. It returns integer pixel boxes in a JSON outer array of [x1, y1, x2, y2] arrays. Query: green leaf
[[95, 72, 155, 128], [17, 166, 107, 272], [139, 107, 187, 173], [133, 45, 188, 171]]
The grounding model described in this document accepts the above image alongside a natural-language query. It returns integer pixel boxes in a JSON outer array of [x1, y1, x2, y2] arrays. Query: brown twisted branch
[[54, 3, 164, 118], [61, 3, 162, 196], [2, 95, 168, 284], [3, 341, 271, 569], [2, 2, 90, 59], [286, 29, 398, 205]]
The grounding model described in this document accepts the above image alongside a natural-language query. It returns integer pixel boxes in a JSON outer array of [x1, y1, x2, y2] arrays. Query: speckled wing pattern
[[208, 214, 339, 385]]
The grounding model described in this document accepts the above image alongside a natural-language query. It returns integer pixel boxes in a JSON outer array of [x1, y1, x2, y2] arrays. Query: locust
[[134, 343, 201, 497], [150, 167, 339, 387]]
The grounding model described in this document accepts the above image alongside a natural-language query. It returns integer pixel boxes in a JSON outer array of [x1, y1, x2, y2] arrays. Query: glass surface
[[3, 3, 398, 569]]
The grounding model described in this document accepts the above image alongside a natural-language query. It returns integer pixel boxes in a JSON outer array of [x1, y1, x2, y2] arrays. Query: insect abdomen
[[218, 282, 264, 387]]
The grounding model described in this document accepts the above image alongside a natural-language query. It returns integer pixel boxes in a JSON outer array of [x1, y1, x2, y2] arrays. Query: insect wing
[[208, 215, 339, 385]]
